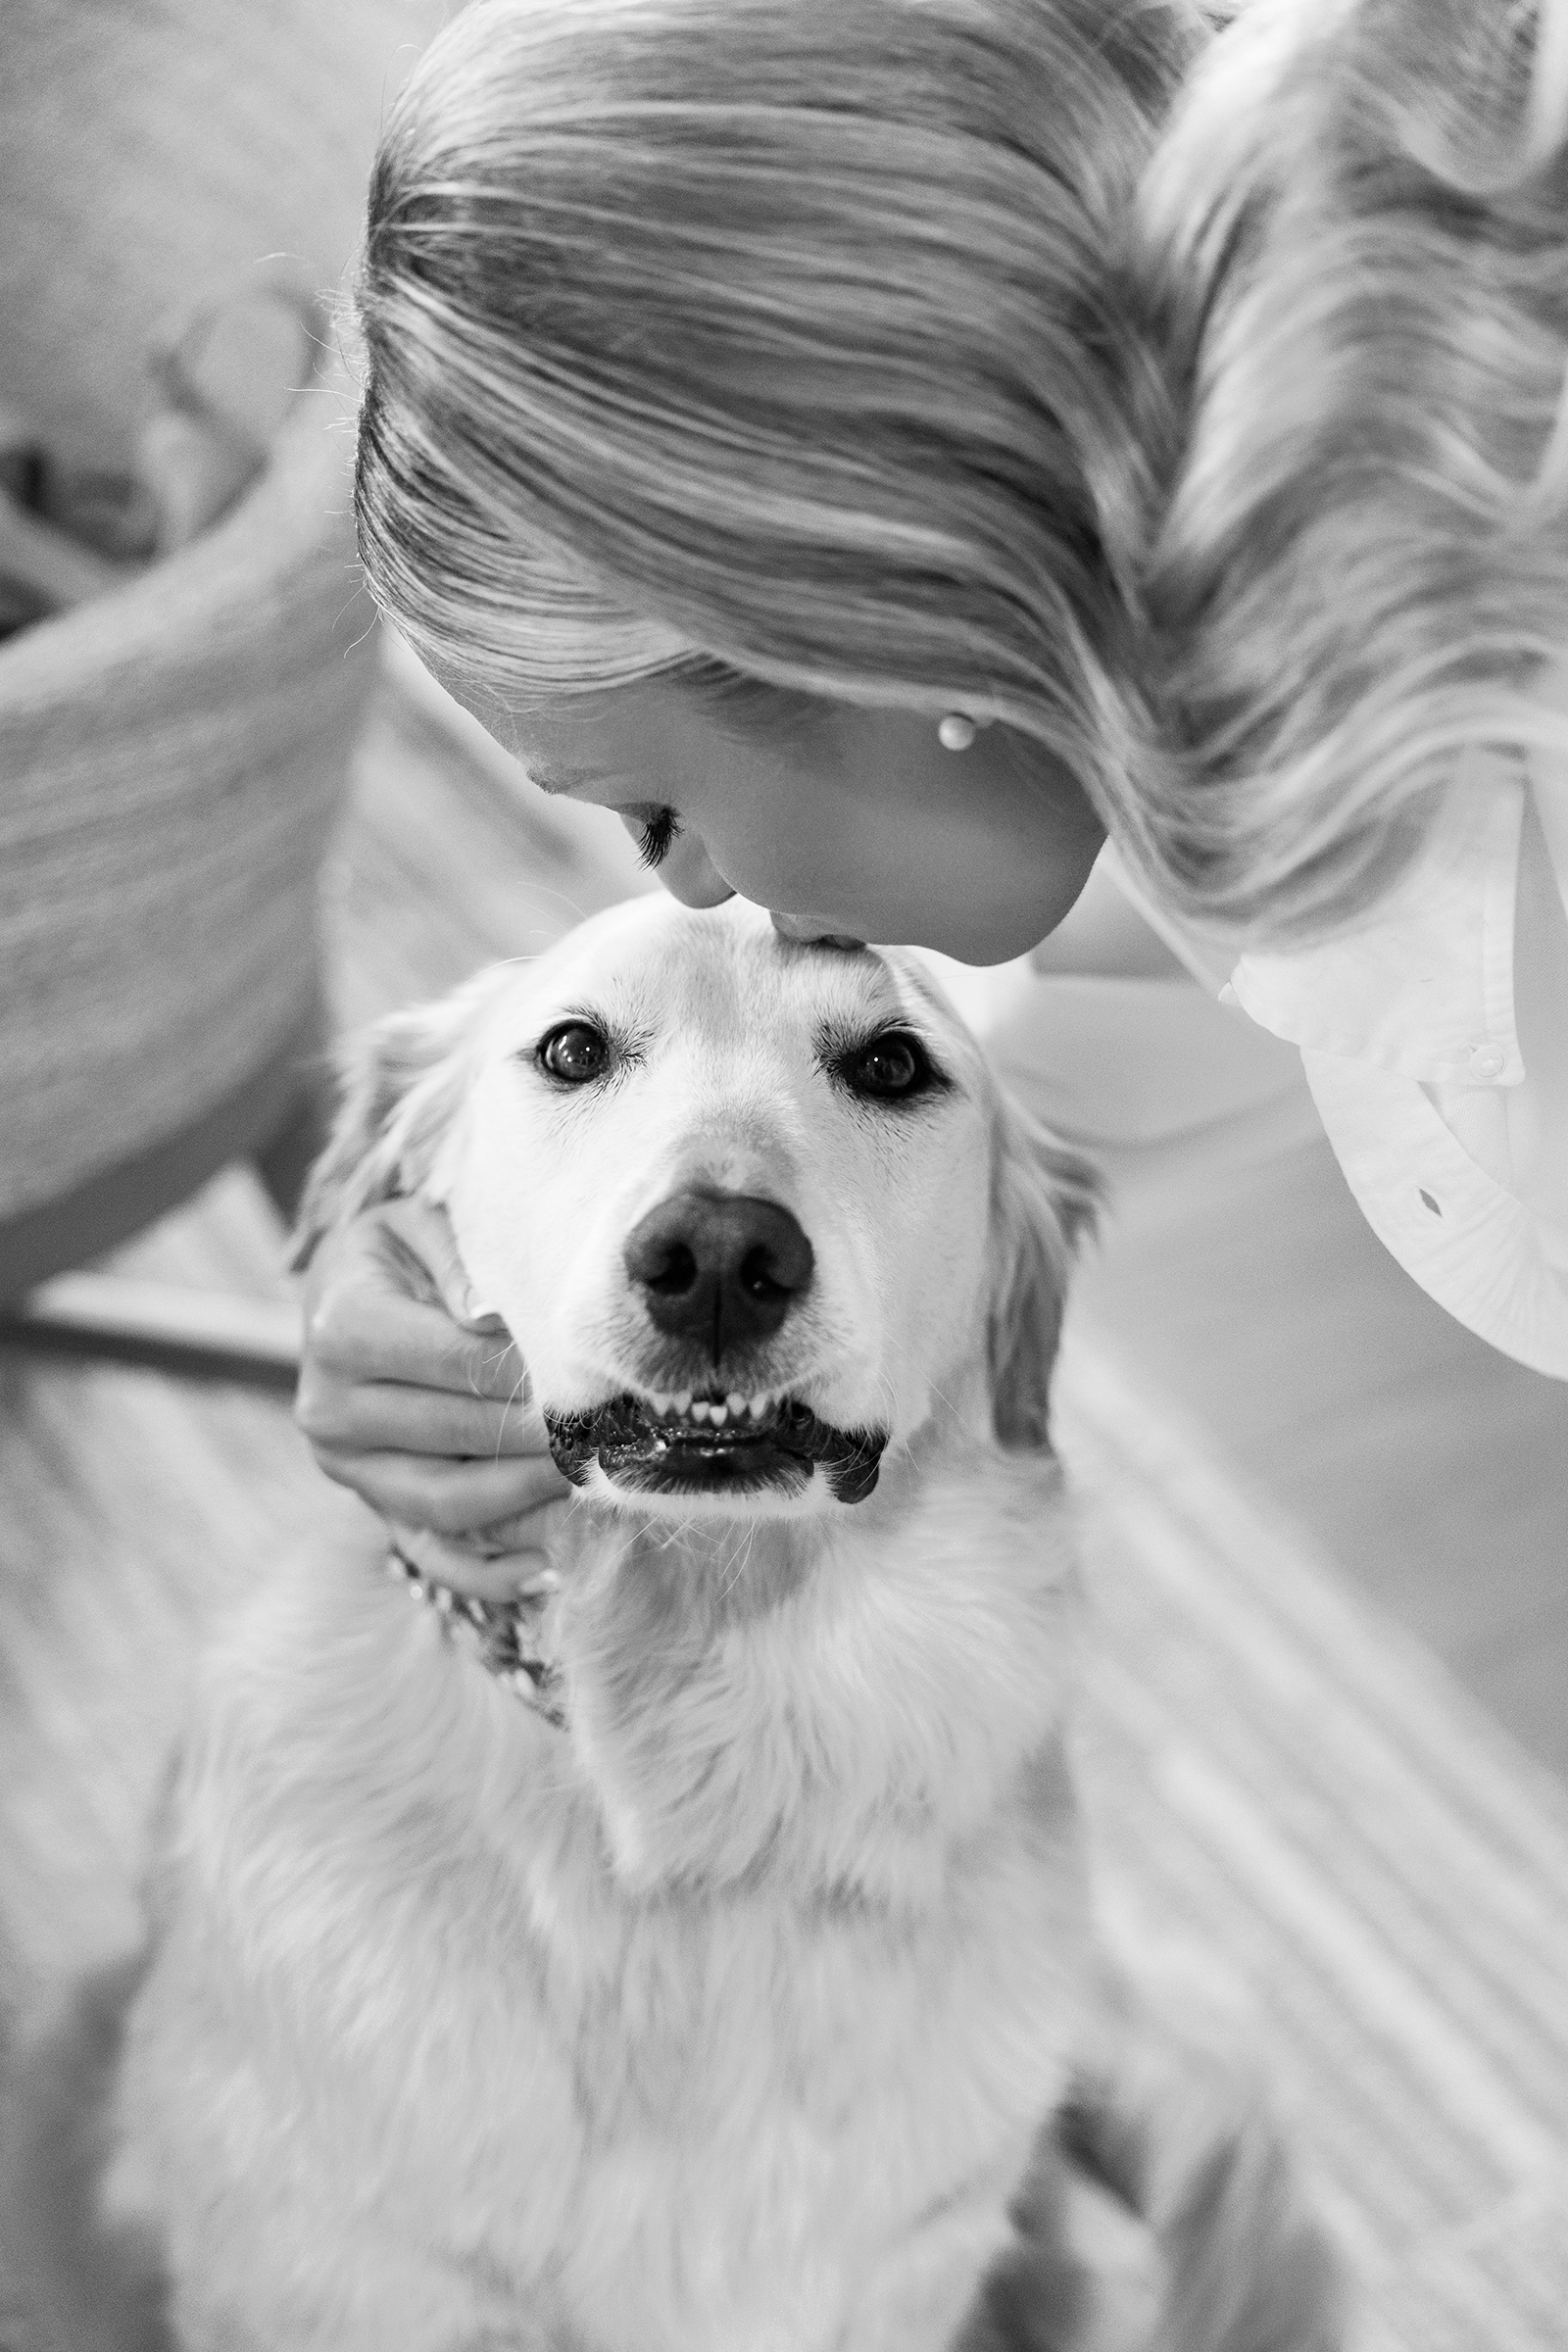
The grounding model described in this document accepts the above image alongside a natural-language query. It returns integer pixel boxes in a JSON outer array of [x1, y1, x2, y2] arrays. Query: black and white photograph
[[0, 2, 1565, 2345]]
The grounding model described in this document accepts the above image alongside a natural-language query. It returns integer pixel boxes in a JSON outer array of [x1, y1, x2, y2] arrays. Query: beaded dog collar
[[387, 1542, 568, 1731]]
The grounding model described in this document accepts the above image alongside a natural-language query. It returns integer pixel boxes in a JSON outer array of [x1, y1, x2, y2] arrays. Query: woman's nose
[[769, 910, 866, 951]]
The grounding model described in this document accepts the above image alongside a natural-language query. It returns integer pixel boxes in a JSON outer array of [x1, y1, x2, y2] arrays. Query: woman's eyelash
[[635, 807, 680, 869]]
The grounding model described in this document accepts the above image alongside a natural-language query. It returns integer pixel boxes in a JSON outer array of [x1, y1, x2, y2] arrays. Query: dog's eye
[[839, 1030, 938, 1102], [537, 1021, 612, 1085]]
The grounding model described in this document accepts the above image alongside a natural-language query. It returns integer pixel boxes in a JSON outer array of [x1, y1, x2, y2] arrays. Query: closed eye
[[634, 807, 681, 870]]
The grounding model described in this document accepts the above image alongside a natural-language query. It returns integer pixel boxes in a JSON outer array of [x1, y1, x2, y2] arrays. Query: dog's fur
[[1, 897, 1347, 2351]]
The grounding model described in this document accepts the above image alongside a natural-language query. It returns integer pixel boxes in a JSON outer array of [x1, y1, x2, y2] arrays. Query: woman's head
[[1135, 0, 1568, 948], [353, 0, 1202, 959]]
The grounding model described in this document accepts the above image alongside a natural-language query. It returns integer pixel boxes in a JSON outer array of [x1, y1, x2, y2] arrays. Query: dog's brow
[[896, 964, 955, 1018], [812, 1007, 938, 1057]]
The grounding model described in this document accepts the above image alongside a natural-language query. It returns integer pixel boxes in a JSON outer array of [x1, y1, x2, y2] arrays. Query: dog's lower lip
[[544, 1392, 885, 1504]]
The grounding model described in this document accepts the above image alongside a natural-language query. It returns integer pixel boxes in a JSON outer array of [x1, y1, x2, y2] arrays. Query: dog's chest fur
[[112, 1446, 1090, 2350]]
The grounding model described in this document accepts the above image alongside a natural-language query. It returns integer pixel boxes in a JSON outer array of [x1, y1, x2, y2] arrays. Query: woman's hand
[[295, 1198, 570, 1592]]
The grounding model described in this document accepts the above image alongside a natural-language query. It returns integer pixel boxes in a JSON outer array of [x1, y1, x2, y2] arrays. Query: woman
[[299, 0, 1568, 1583]]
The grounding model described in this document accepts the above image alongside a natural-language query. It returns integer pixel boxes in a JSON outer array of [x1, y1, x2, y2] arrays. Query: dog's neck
[[386, 1355, 1076, 1910], [520, 1422, 1078, 1912], [389, 1352, 1003, 1736]]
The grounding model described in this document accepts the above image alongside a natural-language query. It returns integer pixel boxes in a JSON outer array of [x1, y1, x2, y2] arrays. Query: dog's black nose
[[624, 1190, 814, 1361]]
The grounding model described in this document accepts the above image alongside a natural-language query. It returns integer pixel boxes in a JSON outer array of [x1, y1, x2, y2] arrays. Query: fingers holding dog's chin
[[298, 1378, 543, 1460], [312, 1446, 570, 1537], [305, 1280, 526, 1405]]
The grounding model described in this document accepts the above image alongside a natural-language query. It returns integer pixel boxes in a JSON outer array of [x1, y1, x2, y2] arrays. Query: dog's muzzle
[[546, 1392, 886, 1505]]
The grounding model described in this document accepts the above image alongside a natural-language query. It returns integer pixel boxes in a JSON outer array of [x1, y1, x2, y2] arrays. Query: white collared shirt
[[1215, 750, 1568, 1379]]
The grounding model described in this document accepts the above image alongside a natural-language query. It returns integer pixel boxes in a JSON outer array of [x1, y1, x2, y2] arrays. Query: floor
[[1072, 1114, 1568, 1779]]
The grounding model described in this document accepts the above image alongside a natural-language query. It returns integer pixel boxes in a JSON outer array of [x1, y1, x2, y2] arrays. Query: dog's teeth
[[749, 1392, 769, 1418], [690, 1398, 711, 1423], [710, 1402, 729, 1426], [674, 1391, 693, 1415]]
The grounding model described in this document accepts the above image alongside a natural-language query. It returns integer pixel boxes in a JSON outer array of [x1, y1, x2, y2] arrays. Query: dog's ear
[[291, 964, 514, 1268], [986, 1094, 1100, 1451]]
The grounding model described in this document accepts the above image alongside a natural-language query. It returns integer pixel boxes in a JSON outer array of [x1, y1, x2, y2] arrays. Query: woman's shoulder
[[1221, 748, 1568, 1378]]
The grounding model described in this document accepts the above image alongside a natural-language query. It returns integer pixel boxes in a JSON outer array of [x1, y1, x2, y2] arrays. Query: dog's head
[[300, 897, 1095, 1520]]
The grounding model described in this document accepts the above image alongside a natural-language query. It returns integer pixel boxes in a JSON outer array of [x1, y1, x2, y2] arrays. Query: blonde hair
[[354, 0, 1204, 815], [1132, 0, 1568, 947]]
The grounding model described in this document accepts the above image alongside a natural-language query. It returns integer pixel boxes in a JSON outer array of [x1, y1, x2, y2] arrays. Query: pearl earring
[[937, 712, 977, 752]]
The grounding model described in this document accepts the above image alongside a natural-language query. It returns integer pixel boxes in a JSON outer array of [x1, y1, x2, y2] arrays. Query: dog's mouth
[[545, 1388, 886, 1506]]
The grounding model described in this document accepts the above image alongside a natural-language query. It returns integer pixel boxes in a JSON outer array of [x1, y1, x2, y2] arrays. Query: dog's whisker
[[490, 1366, 534, 1464], [715, 1524, 756, 1602]]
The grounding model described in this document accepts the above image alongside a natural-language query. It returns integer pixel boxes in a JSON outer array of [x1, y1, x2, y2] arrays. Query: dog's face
[[304, 896, 1093, 1521]]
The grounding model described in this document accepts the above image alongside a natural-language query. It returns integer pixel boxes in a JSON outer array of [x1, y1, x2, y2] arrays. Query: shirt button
[[1468, 1043, 1506, 1081]]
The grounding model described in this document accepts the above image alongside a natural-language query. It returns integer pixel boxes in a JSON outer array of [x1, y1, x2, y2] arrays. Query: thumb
[[372, 1197, 511, 1336]]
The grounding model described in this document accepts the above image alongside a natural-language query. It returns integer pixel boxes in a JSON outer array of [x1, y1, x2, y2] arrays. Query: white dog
[[3, 895, 1346, 2352]]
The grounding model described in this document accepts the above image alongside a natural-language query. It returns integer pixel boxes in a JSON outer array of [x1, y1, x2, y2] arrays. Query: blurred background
[[0, 5, 1564, 2347]]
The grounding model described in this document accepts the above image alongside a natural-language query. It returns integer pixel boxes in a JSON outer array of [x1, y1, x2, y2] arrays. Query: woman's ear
[[290, 963, 515, 1268], [986, 1094, 1100, 1451]]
